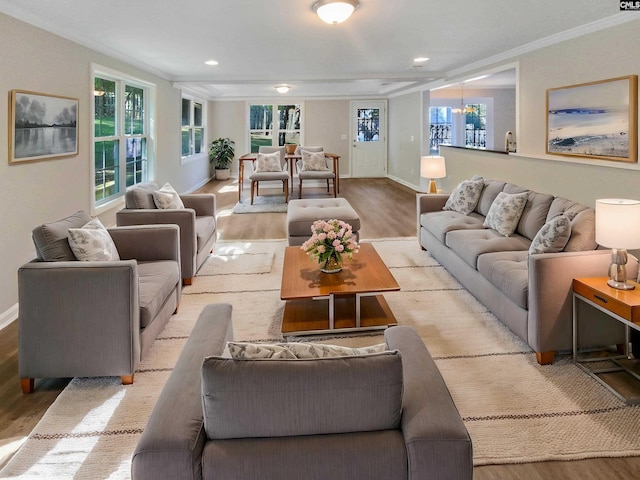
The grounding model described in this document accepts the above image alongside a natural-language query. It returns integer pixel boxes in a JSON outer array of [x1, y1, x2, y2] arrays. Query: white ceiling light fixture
[[312, 0, 360, 25], [276, 85, 290, 94], [204, 60, 219, 66], [413, 57, 429, 63]]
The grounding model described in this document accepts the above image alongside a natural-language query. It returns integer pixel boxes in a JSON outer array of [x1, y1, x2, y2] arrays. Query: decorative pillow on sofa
[[254, 151, 282, 172], [152, 182, 184, 209], [227, 341, 387, 359], [484, 191, 528, 237], [32, 210, 92, 261], [443, 178, 484, 215], [300, 150, 329, 171], [529, 215, 572, 254], [67, 218, 120, 261]]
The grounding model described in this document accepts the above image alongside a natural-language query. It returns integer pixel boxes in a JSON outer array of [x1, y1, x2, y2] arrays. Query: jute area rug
[[3, 238, 640, 478], [232, 194, 288, 214]]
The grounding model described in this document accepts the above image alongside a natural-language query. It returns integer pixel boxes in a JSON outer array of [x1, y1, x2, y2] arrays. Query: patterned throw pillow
[[254, 152, 282, 172], [300, 151, 329, 171], [529, 215, 572, 254], [483, 191, 529, 237], [226, 341, 388, 360], [443, 178, 484, 215], [152, 182, 185, 209], [67, 218, 120, 261]]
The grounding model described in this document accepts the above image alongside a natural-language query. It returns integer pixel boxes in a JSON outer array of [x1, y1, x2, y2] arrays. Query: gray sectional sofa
[[132, 304, 472, 480], [417, 176, 638, 365]]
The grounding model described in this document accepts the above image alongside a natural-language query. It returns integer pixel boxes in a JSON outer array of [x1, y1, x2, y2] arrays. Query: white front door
[[350, 100, 387, 177]]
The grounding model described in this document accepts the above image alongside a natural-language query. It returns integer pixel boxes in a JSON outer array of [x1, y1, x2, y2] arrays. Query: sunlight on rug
[[232, 195, 288, 214], [3, 237, 640, 479]]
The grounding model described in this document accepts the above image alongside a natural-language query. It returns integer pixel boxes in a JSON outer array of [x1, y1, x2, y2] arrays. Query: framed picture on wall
[[546, 75, 638, 163], [8, 90, 79, 164]]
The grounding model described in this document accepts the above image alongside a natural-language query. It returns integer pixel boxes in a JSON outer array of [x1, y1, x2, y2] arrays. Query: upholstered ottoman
[[287, 198, 361, 246]]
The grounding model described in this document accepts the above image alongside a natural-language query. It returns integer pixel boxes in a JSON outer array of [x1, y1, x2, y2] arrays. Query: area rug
[[232, 195, 288, 214], [3, 238, 640, 478]]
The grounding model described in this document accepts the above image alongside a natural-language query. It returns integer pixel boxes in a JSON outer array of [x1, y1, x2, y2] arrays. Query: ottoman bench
[[287, 198, 361, 246]]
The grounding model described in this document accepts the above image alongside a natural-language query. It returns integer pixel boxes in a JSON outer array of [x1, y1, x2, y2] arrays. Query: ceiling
[[0, 1, 632, 99]]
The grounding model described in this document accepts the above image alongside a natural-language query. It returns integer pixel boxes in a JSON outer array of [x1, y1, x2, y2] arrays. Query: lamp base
[[607, 279, 635, 290], [428, 179, 437, 194]]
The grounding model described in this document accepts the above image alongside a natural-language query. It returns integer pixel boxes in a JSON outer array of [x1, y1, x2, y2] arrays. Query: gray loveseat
[[18, 211, 181, 392], [132, 304, 472, 480], [116, 182, 217, 285], [417, 176, 638, 365]]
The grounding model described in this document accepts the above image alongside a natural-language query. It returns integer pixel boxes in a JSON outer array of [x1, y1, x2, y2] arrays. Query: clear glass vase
[[320, 253, 342, 274]]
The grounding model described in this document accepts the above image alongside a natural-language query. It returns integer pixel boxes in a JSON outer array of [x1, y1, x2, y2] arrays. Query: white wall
[[388, 91, 423, 188], [0, 13, 210, 319]]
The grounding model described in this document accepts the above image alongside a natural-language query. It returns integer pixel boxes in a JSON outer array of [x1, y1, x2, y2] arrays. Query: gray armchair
[[250, 146, 290, 204], [295, 146, 336, 199], [116, 182, 217, 285], [18, 212, 181, 393]]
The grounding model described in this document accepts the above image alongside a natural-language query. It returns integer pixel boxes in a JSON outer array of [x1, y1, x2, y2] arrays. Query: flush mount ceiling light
[[204, 60, 219, 66], [413, 57, 429, 63], [312, 0, 360, 24], [275, 85, 290, 94]]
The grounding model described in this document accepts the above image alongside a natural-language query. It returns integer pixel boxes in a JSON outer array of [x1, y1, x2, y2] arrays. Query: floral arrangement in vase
[[300, 219, 359, 273]]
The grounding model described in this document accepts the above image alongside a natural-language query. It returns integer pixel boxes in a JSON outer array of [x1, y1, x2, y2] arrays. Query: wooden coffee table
[[280, 243, 400, 336]]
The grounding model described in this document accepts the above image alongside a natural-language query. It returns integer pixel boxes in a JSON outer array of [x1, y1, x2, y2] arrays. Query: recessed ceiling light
[[205, 60, 219, 66], [276, 85, 290, 94], [414, 57, 429, 63]]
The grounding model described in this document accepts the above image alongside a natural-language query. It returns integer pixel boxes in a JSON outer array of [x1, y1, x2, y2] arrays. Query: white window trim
[[91, 63, 156, 216], [180, 93, 207, 166]]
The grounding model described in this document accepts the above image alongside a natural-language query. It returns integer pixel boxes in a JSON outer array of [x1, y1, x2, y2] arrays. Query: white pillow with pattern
[[443, 179, 484, 215], [68, 218, 120, 261], [152, 182, 184, 209], [227, 341, 388, 360], [300, 150, 329, 171], [484, 191, 529, 237], [254, 151, 282, 172], [529, 215, 571, 254]]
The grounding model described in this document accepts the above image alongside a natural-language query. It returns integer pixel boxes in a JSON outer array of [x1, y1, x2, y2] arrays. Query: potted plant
[[208, 137, 236, 180]]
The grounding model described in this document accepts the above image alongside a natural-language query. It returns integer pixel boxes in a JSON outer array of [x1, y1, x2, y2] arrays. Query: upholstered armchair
[[295, 146, 337, 199], [18, 211, 182, 393], [249, 146, 290, 204], [116, 182, 217, 285]]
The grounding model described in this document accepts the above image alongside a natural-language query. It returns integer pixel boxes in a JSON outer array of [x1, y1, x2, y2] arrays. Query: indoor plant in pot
[[208, 137, 236, 180]]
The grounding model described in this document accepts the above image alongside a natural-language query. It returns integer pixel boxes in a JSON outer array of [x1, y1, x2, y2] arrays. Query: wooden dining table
[[238, 152, 341, 202]]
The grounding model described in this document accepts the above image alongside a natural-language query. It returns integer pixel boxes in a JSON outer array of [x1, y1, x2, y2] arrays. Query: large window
[[181, 97, 205, 158], [93, 68, 153, 206], [464, 104, 487, 148], [429, 107, 453, 154], [248, 103, 302, 152]]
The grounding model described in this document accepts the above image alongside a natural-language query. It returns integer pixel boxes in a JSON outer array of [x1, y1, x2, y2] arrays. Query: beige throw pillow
[[443, 179, 484, 215], [529, 215, 572, 254], [254, 152, 282, 172], [68, 218, 120, 261], [152, 182, 184, 209], [483, 191, 528, 237], [300, 151, 329, 171], [226, 341, 388, 360]]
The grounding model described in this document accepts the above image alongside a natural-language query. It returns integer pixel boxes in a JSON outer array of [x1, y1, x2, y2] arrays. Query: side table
[[572, 277, 640, 404]]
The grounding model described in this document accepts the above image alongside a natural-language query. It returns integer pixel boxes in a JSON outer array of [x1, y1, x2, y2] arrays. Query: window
[[356, 108, 380, 142], [181, 97, 205, 159], [464, 104, 487, 148], [429, 107, 453, 154], [248, 103, 302, 152], [93, 67, 154, 206]]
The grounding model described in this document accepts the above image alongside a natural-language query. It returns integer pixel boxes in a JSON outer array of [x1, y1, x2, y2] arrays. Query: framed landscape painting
[[546, 75, 638, 163], [8, 90, 79, 164]]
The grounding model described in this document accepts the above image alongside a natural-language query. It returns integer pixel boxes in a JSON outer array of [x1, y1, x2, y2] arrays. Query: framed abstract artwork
[[8, 90, 79, 164], [546, 75, 638, 163]]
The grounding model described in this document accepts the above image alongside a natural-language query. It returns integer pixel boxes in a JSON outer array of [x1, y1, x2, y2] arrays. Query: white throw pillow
[[254, 152, 282, 172], [483, 191, 529, 237], [152, 182, 184, 209], [529, 215, 572, 254], [68, 218, 120, 261], [300, 151, 329, 171], [443, 179, 484, 215], [226, 341, 388, 360]]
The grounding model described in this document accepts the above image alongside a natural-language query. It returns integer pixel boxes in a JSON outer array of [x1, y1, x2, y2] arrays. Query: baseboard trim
[[385, 174, 423, 193], [0, 304, 18, 331]]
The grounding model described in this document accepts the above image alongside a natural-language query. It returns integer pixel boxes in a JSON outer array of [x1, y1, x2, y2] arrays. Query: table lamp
[[420, 156, 446, 194], [595, 198, 640, 290]]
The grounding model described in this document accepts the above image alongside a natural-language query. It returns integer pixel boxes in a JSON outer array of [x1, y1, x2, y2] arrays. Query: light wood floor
[[1, 177, 639, 477]]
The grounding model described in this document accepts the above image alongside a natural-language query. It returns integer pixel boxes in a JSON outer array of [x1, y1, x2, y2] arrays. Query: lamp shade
[[313, 0, 359, 24], [420, 156, 446, 179], [595, 198, 640, 249]]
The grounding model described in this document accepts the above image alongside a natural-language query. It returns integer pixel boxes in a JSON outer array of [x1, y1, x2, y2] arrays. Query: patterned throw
[[226, 341, 387, 359]]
